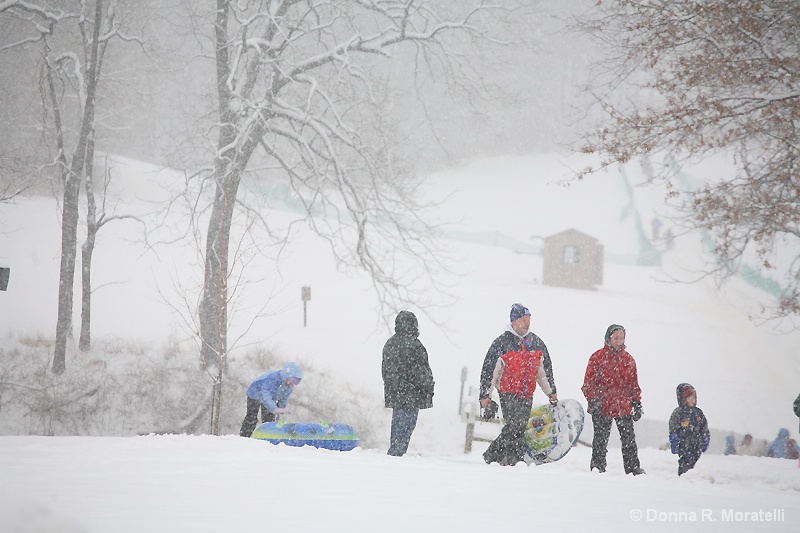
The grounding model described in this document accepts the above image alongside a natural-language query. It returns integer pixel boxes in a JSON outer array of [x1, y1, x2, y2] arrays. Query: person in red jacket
[[581, 324, 645, 475], [481, 304, 558, 466]]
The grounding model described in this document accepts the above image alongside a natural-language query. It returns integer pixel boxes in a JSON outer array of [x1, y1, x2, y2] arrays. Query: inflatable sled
[[522, 398, 585, 465], [251, 421, 359, 451]]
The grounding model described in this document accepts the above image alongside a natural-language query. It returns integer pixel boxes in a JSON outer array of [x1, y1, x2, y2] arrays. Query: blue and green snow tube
[[251, 421, 359, 451]]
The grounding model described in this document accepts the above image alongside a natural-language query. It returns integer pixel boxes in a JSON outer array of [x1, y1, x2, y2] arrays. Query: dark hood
[[394, 310, 419, 338], [676, 383, 696, 405]]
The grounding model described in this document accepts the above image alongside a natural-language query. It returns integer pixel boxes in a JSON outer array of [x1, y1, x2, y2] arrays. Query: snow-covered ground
[[1, 435, 798, 533], [1, 152, 799, 532]]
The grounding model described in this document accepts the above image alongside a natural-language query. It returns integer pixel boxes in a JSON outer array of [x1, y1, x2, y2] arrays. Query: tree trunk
[[79, 134, 98, 352], [210, 367, 224, 434], [53, 165, 81, 374], [52, 0, 104, 374], [200, 0, 242, 435], [199, 161, 241, 434]]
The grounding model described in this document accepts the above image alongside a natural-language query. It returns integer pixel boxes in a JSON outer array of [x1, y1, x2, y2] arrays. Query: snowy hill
[[1, 152, 799, 440], [1, 152, 799, 532]]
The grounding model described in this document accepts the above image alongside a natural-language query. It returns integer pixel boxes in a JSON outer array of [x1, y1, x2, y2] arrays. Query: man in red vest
[[480, 303, 558, 465]]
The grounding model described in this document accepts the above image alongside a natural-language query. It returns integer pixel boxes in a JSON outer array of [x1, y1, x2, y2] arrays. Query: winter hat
[[676, 383, 696, 404], [510, 303, 531, 323], [604, 324, 625, 345]]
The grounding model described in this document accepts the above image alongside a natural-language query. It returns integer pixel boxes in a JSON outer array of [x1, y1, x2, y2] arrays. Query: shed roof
[[544, 227, 599, 243]]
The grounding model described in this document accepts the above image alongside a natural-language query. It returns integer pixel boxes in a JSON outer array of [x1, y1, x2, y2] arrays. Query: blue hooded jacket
[[246, 362, 303, 411], [767, 428, 797, 459]]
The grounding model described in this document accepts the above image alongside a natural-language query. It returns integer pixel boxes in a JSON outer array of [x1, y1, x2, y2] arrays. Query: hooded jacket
[[581, 343, 641, 417], [668, 383, 709, 455], [794, 393, 800, 432], [246, 362, 303, 412], [382, 311, 435, 409], [767, 428, 799, 459]]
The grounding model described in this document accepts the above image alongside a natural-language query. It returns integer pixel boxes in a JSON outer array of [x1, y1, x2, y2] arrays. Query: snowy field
[[1, 435, 798, 533], [1, 152, 799, 532]]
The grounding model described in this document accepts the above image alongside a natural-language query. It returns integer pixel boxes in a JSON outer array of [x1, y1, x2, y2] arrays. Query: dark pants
[[678, 450, 702, 475], [678, 439, 703, 475], [483, 393, 533, 465], [590, 414, 641, 473], [388, 408, 419, 456], [239, 397, 276, 437]]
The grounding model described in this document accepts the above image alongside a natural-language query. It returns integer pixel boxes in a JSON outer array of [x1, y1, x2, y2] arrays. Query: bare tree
[[79, 154, 142, 351], [575, 0, 800, 320], [0, 156, 28, 203], [0, 1, 147, 371], [182, 0, 529, 434]]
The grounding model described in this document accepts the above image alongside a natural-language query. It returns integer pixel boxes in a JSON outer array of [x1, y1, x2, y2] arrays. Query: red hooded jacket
[[581, 344, 641, 417]]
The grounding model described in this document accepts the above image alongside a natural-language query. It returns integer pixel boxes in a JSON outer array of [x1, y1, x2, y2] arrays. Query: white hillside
[[0, 152, 798, 448]]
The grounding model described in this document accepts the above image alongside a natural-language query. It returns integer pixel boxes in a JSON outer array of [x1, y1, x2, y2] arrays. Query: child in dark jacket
[[669, 383, 710, 476]]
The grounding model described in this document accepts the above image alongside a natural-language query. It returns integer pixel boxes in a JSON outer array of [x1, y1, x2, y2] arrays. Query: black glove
[[588, 398, 600, 416], [632, 401, 643, 422], [481, 399, 499, 421]]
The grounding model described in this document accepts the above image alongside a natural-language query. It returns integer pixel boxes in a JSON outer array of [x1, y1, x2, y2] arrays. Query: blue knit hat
[[510, 303, 531, 323]]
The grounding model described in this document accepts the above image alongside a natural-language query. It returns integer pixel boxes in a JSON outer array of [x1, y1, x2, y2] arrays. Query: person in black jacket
[[794, 393, 800, 432], [382, 311, 435, 456], [668, 383, 709, 476]]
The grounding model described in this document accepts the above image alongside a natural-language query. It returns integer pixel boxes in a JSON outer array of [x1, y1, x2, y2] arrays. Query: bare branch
[[575, 0, 800, 322]]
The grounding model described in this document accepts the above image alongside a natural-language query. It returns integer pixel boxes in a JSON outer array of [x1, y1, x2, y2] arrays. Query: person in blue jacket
[[723, 434, 736, 455], [668, 383, 709, 476], [239, 362, 303, 437], [766, 428, 799, 459]]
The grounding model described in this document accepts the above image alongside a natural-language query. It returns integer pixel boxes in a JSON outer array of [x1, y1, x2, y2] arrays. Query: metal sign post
[[459, 367, 468, 416], [301, 286, 311, 327]]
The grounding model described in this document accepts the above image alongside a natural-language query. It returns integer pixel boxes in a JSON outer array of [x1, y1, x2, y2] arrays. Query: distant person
[[723, 434, 736, 456], [738, 434, 762, 457], [382, 311, 435, 457], [582, 324, 645, 475], [480, 303, 557, 465], [766, 428, 799, 460], [668, 383, 710, 475], [794, 393, 800, 432], [239, 362, 303, 437], [651, 217, 662, 240]]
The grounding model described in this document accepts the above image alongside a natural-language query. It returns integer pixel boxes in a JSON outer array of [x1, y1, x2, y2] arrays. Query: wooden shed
[[542, 228, 603, 290]]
